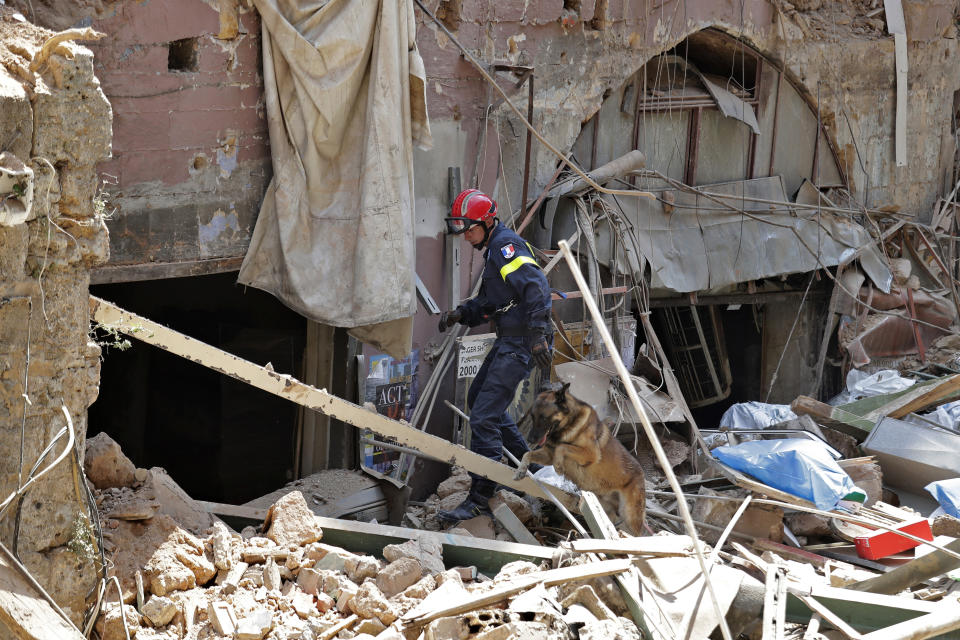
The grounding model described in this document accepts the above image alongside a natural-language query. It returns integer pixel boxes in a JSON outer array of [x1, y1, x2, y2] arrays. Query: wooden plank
[[492, 504, 540, 546], [790, 396, 875, 440], [862, 374, 960, 420], [90, 256, 244, 284], [753, 538, 829, 569], [90, 296, 574, 506], [198, 500, 555, 576], [560, 536, 695, 557], [0, 543, 85, 640], [401, 559, 633, 626]]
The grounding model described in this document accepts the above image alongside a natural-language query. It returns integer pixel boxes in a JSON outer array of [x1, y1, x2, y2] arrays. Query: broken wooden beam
[[790, 396, 875, 440], [861, 374, 960, 421], [90, 296, 573, 506]]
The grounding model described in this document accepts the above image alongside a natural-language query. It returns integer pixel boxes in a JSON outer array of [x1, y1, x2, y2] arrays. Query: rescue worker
[[436, 188, 553, 522]]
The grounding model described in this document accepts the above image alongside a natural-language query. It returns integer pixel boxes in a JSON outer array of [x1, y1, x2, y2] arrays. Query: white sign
[[457, 333, 495, 380]]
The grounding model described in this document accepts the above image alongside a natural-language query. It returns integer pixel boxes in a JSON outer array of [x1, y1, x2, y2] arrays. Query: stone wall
[[0, 10, 111, 625], [86, 0, 269, 273]]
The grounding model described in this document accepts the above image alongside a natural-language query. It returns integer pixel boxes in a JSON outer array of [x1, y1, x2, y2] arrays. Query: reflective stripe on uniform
[[499, 255, 539, 280]]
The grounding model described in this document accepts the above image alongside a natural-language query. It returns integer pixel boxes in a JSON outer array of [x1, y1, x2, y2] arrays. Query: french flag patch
[[501, 244, 516, 259]]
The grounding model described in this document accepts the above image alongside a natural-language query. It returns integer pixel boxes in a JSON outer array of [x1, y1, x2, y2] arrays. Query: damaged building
[[3, 0, 960, 638]]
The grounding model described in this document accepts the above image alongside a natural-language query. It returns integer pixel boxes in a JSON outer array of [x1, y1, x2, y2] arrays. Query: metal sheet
[[863, 417, 960, 495], [610, 177, 876, 293]]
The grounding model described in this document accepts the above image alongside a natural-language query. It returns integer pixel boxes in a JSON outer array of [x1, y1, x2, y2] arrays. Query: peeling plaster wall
[[85, 0, 270, 271], [0, 13, 111, 625]]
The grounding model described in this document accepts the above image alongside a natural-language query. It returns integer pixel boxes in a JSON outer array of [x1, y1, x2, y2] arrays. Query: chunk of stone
[[345, 554, 380, 582], [351, 582, 399, 625], [265, 491, 323, 547], [474, 622, 548, 640], [397, 574, 437, 600], [208, 601, 237, 636], [560, 585, 616, 621], [95, 602, 142, 640], [382, 538, 444, 576], [291, 590, 316, 619], [425, 615, 469, 640], [337, 581, 359, 613], [355, 617, 387, 635], [489, 490, 534, 524], [84, 432, 137, 489], [438, 491, 473, 517], [141, 517, 216, 597], [579, 618, 641, 640], [141, 595, 177, 627], [235, 609, 273, 640], [376, 557, 422, 598], [297, 567, 322, 595], [437, 475, 471, 499], [217, 561, 248, 594], [316, 592, 336, 613], [263, 557, 282, 592], [457, 515, 496, 539], [210, 520, 236, 571]]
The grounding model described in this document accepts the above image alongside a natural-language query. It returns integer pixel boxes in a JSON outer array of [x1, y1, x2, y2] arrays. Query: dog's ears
[[557, 382, 570, 406]]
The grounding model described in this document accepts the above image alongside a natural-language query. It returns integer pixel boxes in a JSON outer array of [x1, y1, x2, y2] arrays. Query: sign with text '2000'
[[457, 333, 495, 379]]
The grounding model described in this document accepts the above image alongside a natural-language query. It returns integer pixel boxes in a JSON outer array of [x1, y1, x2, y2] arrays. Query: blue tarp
[[925, 479, 960, 519], [713, 439, 859, 511]]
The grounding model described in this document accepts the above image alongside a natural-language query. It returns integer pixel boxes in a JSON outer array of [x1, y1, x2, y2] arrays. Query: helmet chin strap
[[471, 219, 495, 251]]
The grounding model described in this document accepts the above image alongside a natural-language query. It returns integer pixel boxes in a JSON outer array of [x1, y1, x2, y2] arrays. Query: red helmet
[[445, 189, 497, 234]]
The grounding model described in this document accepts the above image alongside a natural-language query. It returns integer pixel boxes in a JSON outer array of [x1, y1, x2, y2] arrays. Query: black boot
[[437, 476, 494, 523]]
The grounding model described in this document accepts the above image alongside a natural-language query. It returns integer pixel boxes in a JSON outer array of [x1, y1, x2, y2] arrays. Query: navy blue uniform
[[457, 222, 551, 499]]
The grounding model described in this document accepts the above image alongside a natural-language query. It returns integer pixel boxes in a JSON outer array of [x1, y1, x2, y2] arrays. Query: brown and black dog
[[515, 383, 647, 534]]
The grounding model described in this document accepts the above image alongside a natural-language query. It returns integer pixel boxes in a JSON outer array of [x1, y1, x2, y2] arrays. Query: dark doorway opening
[[90, 272, 306, 504]]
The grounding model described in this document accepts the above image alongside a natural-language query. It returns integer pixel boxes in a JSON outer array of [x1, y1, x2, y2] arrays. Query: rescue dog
[[514, 383, 646, 534]]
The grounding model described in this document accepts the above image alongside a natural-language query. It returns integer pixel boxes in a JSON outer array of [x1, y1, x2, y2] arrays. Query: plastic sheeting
[[713, 439, 860, 511], [239, 0, 432, 358], [828, 369, 916, 406], [719, 401, 797, 430], [925, 479, 960, 519], [911, 400, 960, 431]]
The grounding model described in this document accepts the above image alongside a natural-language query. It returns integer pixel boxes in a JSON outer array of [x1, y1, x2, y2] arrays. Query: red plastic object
[[854, 518, 933, 560]]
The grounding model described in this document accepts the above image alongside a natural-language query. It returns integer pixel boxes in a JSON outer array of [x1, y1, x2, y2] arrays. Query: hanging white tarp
[[239, 0, 432, 358]]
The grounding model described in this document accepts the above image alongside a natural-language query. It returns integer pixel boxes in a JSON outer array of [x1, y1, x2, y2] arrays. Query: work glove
[[531, 335, 553, 369], [439, 309, 462, 333]]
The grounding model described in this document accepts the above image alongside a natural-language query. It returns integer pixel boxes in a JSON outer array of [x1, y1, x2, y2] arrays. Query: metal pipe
[[521, 74, 533, 212], [557, 239, 734, 640]]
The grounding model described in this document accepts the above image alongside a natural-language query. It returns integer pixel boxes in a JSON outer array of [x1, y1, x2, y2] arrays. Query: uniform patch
[[501, 244, 516, 259]]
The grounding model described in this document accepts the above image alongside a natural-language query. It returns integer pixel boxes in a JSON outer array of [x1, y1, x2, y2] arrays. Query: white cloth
[[239, 0, 432, 358]]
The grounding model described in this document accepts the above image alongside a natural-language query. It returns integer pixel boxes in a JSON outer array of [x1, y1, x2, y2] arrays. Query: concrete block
[[263, 557, 282, 592], [235, 609, 273, 640], [297, 567, 321, 596], [291, 590, 316, 619], [265, 491, 324, 547], [350, 582, 399, 625], [436, 474, 471, 499], [207, 601, 237, 636], [141, 595, 177, 627], [376, 557, 423, 598], [383, 538, 445, 576]]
